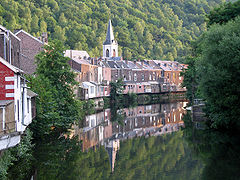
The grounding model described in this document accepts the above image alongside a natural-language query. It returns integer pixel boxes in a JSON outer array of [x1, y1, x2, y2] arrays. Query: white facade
[[65, 50, 90, 60], [82, 82, 96, 99], [103, 20, 118, 59], [103, 43, 118, 58]]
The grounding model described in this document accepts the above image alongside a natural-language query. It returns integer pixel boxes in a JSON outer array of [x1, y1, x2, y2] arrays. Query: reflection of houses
[[0, 57, 37, 151], [73, 102, 186, 171], [75, 102, 186, 152]]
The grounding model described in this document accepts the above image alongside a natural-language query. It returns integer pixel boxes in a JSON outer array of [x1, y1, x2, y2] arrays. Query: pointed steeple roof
[[104, 20, 116, 45]]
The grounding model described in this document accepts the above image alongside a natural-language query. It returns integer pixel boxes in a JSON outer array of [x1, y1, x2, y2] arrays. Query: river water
[[29, 101, 204, 180], [15, 100, 240, 179]]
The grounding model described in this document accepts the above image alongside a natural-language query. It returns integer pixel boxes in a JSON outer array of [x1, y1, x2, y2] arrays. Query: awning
[[0, 100, 14, 107], [27, 89, 38, 97]]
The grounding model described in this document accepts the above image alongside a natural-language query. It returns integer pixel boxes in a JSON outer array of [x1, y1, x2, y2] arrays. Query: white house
[[0, 57, 37, 150]]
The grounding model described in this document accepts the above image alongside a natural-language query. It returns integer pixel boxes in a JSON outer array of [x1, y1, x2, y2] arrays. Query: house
[[0, 57, 37, 150], [65, 50, 90, 61], [0, 25, 21, 68], [15, 30, 46, 74]]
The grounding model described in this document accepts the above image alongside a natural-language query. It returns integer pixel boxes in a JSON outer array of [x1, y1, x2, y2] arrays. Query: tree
[[197, 17, 240, 129], [207, 0, 240, 26], [29, 41, 81, 137]]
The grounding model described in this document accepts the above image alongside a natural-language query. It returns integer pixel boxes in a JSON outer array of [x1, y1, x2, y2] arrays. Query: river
[[4, 100, 240, 180]]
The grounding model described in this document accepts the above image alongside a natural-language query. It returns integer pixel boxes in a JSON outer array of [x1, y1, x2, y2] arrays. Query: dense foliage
[[207, 0, 240, 26], [198, 17, 240, 129], [0, 129, 34, 180], [0, 0, 225, 61], [182, 0, 240, 129]]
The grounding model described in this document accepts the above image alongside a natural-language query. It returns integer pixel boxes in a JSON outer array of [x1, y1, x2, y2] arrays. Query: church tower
[[103, 20, 118, 59]]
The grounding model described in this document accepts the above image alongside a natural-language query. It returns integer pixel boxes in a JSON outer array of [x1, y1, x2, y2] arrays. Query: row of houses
[[66, 20, 187, 100], [67, 54, 186, 100]]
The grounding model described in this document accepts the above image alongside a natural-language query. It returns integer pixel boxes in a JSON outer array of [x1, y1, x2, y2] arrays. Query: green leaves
[[29, 41, 81, 138], [0, 0, 224, 61]]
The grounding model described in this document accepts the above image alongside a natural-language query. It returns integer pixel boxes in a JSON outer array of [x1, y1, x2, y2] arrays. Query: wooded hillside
[[0, 0, 225, 61]]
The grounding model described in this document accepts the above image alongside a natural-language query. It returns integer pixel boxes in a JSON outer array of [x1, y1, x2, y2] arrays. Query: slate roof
[[103, 20, 117, 45], [107, 61, 120, 69], [0, 100, 14, 107], [115, 61, 129, 69], [153, 60, 172, 71], [126, 61, 140, 69]]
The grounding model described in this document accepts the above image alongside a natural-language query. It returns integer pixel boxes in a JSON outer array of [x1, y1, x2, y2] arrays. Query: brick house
[[15, 30, 46, 74]]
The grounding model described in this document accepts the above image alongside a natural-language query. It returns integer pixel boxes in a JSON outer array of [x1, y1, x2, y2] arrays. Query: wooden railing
[[0, 121, 16, 136]]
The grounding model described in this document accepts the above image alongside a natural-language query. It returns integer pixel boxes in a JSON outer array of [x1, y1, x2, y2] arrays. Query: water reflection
[[73, 101, 188, 172]]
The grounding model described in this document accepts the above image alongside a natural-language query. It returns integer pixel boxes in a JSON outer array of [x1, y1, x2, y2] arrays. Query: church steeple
[[103, 20, 118, 58], [104, 20, 115, 45]]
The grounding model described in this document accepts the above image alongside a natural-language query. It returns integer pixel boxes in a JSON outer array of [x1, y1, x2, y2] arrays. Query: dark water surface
[[30, 101, 240, 180]]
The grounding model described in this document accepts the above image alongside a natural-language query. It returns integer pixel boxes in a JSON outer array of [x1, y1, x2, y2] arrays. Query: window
[[142, 74, 144, 81], [134, 73, 137, 81], [17, 100, 20, 122], [129, 72, 131, 81], [106, 49, 109, 57], [90, 86, 94, 94], [139, 86, 141, 89], [113, 49, 116, 57], [27, 98, 30, 113]]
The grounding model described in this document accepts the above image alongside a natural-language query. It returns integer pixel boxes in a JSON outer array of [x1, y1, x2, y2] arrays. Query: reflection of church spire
[[105, 139, 120, 172]]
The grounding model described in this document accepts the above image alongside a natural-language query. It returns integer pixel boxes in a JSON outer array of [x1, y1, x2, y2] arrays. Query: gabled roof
[[0, 25, 21, 41], [115, 61, 129, 69], [0, 56, 23, 73], [107, 61, 120, 69], [146, 60, 162, 69], [15, 29, 44, 44], [153, 60, 172, 71], [101, 61, 111, 68], [126, 61, 140, 69]]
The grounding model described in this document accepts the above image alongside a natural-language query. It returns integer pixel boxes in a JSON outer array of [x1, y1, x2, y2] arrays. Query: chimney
[[141, 60, 144, 66], [134, 60, 136, 64], [41, 32, 48, 44], [146, 60, 149, 65], [125, 60, 128, 65], [70, 50, 73, 59], [91, 58, 94, 65]]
